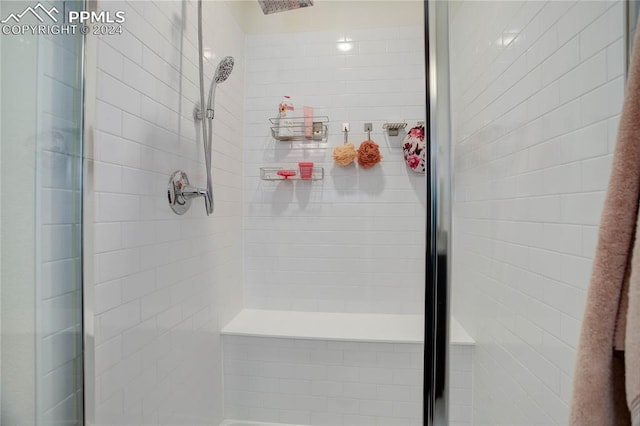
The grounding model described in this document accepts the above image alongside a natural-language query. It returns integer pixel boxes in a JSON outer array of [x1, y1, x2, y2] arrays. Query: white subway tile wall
[[223, 335, 473, 426], [450, 1, 623, 425], [91, 1, 244, 424], [223, 335, 431, 426], [243, 25, 427, 314], [449, 346, 473, 426]]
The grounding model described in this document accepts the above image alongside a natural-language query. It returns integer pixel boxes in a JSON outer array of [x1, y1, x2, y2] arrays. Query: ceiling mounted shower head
[[214, 56, 234, 84], [258, 0, 314, 15]]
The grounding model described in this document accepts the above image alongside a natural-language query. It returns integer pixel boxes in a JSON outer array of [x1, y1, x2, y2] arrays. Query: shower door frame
[[423, 1, 452, 426]]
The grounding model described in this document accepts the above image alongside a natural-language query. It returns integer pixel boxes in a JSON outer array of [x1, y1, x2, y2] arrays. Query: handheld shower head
[[197, 54, 235, 215], [214, 56, 234, 83], [204, 56, 234, 120], [191, 1, 235, 216]]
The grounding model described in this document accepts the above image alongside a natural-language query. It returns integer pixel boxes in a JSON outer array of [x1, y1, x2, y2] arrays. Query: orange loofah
[[333, 143, 357, 166], [357, 140, 382, 169]]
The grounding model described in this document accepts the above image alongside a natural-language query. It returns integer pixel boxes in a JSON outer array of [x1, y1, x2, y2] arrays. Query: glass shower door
[[0, 1, 84, 424]]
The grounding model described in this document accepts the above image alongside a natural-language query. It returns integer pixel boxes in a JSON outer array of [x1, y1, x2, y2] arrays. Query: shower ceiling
[[258, 0, 314, 15]]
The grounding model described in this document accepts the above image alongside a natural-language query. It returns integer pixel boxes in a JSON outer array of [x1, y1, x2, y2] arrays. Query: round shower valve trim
[[167, 170, 213, 215], [167, 170, 192, 215]]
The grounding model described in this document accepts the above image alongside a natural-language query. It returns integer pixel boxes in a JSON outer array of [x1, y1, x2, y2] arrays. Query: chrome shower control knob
[[167, 170, 193, 215], [168, 170, 211, 215]]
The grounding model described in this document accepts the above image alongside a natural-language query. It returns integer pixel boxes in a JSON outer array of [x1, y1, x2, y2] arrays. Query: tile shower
[[84, 1, 625, 426], [232, 23, 434, 426], [88, 1, 435, 424], [90, 1, 244, 424], [451, 1, 624, 425]]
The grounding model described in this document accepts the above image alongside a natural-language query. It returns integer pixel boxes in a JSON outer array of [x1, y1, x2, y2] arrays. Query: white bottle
[[278, 96, 295, 139]]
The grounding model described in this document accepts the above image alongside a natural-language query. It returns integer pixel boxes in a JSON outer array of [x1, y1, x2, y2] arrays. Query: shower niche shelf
[[269, 116, 329, 142], [260, 166, 324, 181]]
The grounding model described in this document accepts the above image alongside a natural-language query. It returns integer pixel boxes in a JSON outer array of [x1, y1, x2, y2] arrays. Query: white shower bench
[[221, 309, 474, 426]]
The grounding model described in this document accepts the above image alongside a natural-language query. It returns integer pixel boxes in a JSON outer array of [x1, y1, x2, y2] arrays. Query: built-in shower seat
[[220, 309, 474, 426]]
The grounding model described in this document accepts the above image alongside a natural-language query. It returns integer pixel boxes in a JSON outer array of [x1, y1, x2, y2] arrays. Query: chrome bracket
[[193, 103, 214, 121], [193, 103, 203, 121]]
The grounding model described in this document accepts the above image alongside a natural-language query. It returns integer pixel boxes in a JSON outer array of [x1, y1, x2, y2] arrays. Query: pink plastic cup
[[298, 162, 314, 179]]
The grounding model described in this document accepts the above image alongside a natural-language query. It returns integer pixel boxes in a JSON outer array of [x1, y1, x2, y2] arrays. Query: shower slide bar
[[167, 0, 234, 216]]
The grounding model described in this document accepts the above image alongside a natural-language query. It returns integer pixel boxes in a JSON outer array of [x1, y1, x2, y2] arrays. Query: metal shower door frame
[[423, 1, 452, 425]]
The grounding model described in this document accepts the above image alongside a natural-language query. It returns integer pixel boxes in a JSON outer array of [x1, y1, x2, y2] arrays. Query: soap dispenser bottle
[[278, 95, 295, 139]]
